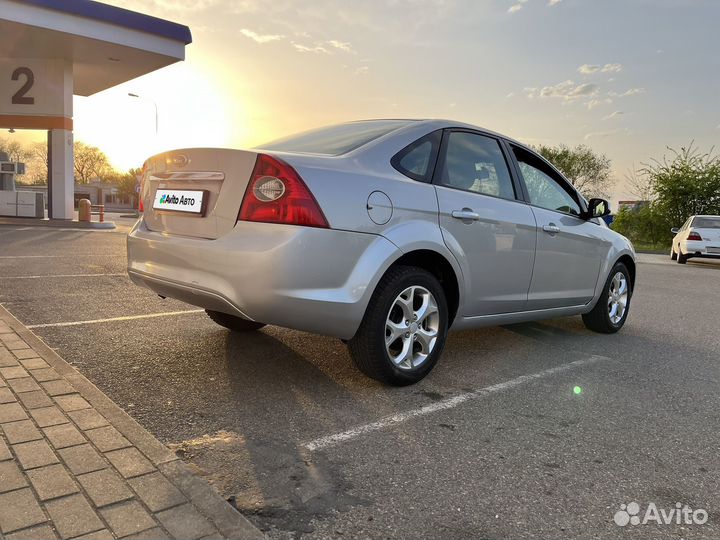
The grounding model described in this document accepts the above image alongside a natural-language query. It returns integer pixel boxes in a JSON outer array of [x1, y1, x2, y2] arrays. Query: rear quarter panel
[[282, 155, 468, 326]]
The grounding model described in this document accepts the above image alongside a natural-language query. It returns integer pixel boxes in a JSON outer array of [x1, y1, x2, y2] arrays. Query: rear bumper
[[681, 240, 720, 258], [127, 219, 399, 339]]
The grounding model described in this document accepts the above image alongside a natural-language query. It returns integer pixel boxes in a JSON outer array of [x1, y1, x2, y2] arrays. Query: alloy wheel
[[607, 272, 629, 324], [385, 286, 440, 370]]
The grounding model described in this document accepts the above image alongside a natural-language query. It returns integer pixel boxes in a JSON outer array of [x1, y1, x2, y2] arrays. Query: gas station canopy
[[1, 0, 192, 96], [0, 0, 192, 220]]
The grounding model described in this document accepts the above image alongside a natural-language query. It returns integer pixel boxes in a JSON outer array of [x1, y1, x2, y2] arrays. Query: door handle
[[542, 224, 560, 234], [451, 209, 480, 221]]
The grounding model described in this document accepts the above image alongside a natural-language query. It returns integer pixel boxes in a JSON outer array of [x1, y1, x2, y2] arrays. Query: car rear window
[[692, 217, 720, 229], [258, 120, 414, 156]]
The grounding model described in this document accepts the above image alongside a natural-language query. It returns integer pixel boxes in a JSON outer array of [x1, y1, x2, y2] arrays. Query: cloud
[[509, 0, 561, 12], [291, 38, 355, 54], [239, 29, 285, 43], [292, 43, 330, 54], [587, 98, 612, 110], [584, 128, 629, 140], [326, 40, 354, 53], [525, 80, 599, 100], [603, 111, 624, 120], [601, 63, 623, 73], [355, 66, 369, 75], [621, 87, 645, 96], [578, 63, 623, 74]]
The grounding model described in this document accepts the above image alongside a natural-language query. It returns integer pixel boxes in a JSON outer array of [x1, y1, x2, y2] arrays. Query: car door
[[509, 144, 608, 310], [434, 130, 537, 316]]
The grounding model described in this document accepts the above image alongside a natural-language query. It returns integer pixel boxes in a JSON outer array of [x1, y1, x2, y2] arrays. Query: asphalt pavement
[[1, 219, 720, 539]]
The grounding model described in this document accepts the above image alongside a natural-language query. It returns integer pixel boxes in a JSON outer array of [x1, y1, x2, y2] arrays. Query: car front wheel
[[348, 266, 448, 386], [677, 248, 688, 264], [582, 262, 632, 334], [670, 246, 677, 260]]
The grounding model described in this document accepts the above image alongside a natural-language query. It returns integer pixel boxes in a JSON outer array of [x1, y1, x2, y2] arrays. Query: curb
[[0, 305, 265, 540]]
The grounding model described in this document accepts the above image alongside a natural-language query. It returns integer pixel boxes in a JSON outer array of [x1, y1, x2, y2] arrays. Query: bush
[[611, 205, 673, 248]]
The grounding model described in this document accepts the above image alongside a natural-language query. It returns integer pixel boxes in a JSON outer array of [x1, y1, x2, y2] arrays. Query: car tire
[[205, 310, 266, 332], [348, 265, 448, 386], [677, 249, 688, 264], [582, 262, 632, 334], [670, 246, 677, 260]]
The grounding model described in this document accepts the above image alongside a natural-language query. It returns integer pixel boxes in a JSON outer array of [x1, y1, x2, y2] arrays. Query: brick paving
[[0, 310, 263, 540]]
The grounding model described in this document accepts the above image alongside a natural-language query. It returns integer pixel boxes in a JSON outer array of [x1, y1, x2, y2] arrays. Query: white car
[[671, 215, 720, 264]]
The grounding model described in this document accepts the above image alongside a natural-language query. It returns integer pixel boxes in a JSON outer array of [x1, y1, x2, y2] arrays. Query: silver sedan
[[127, 119, 636, 385]]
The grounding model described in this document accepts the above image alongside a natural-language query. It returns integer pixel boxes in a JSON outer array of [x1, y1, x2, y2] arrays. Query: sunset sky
[[16, 0, 720, 202]]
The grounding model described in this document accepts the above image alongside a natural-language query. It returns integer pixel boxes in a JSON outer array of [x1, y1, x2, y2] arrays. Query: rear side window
[[258, 120, 414, 155], [437, 131, 516, 200], [391, 131, 442, 182]]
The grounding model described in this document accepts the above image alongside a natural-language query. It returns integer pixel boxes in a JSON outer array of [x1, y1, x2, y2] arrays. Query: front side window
[[513, 148, 581, 216], [438, 131, 516, 200]]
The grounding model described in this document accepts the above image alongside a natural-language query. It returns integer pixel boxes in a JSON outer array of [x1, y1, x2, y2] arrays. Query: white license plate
[[153, 189, 207, 215]]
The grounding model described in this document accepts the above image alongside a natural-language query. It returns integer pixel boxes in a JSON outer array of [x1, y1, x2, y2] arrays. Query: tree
[[73, 141, 111, 184], [624, 164, 655, 201], [22, 142, 50, 184], [640, 143, 720, 228], [105, 167, 141, 206], [0, 136, 33, 164], [535, 144, 614, 198]]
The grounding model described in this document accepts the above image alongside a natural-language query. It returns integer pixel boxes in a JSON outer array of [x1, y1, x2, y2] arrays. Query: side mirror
[[670, 227, 679, 234], [585, 198, 610, 219]]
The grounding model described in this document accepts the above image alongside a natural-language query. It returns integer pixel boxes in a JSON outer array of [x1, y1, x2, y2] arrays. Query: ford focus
[[127, 119, 636, 385]]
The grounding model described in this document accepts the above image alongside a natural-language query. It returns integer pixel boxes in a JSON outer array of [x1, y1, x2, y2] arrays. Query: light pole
[[128, 92, 158, 134]]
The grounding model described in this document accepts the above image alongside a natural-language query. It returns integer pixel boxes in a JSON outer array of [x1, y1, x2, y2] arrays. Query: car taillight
[[687, 231, 703, 241], [238, 154, 329, 228]]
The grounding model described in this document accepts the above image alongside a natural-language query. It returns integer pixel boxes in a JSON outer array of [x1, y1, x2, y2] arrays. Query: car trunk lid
[[695, 228, 720, 244], [140, 148, 257, 239]]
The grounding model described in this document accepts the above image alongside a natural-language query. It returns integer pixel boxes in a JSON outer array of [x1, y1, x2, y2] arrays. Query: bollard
[[78, 199, 91, 222], [91, 204, 105, 223]]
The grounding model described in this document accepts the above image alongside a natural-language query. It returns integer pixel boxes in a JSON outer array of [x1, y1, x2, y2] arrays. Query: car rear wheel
[[677, 248, 688, 264], [348, 266, 448, 386], [205, 310, 266, 332], [582, 262, 632, 334]]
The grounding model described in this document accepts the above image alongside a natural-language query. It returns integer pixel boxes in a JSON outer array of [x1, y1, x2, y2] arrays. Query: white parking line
[[26, 309, 205, 329], [0, 273, 126, 280], [303, 354, 609, 452]]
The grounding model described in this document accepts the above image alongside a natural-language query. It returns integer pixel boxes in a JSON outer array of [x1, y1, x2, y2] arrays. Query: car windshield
[[257, 120, 414, 155], [693, 217, 720, 229]]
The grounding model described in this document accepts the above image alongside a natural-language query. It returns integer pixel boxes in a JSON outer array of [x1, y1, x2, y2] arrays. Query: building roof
[[1, 0, 192, 95], [20, 0, 192, 44]]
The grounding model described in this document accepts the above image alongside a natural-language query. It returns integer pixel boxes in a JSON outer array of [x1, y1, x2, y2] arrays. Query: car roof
[[375, 118, 530, 150]]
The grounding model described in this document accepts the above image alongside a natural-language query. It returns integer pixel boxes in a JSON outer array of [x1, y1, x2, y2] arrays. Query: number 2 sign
[[0, 58, 68, 118], [11, 67, 35, 105]]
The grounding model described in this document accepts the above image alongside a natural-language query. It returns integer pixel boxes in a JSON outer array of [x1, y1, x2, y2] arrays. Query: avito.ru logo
[[614, 502, 708, 527], [159, 194, 195, 206]]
